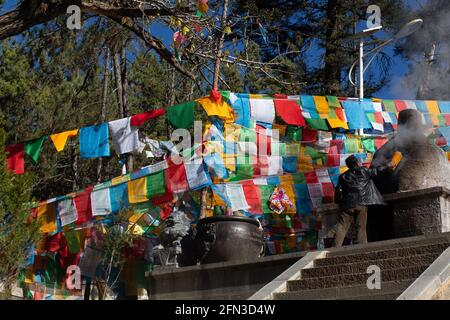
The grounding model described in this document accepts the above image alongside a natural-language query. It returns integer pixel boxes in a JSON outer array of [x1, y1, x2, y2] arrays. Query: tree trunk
[[200, 0, 230, 220], [97, 47, 110, 183], [323, 0, 341, 95], [212, 0, 229, 90], [113, 49, 124, 117]]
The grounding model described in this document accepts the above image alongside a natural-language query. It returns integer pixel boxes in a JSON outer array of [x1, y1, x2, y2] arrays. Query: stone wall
[[147, 252, 304, 300], [318, 187, 450, 242]]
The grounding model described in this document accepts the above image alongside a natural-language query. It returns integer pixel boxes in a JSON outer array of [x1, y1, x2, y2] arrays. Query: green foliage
[[0, 128, 40, 296]]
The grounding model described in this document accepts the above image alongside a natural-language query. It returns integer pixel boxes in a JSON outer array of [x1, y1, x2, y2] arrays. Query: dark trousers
[[334, 206, 368, 247]]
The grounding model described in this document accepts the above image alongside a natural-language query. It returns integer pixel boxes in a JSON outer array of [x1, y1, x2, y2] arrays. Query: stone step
[[324, 233, 450, 258], [314, 242, 449, 267], [275, 279, 413, 300], [339, 292, 402, 300], [287, 264, 428, 291], [302, 253, 439, 279]]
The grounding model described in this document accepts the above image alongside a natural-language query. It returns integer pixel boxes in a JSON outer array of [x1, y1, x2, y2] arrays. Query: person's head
[[345, 155, 360, 170]]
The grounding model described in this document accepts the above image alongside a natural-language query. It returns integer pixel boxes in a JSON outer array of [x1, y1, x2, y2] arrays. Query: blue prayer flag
[[300, 95, 319, 119], [282, 156, 298, 173], [438, 101, 450, 113], [231, 97, 251, 128], [109, 183, 129, 213], [342, 101, 372, 129], [79, 123, 110, 158]]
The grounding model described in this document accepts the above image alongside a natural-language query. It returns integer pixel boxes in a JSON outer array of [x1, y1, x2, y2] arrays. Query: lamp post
[[348, 19, 423, 99]]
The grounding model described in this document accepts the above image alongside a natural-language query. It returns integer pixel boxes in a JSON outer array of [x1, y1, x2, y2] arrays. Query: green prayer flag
[[286, 143, 301, 156], [328, 108, 338, 119], [305, 118, 329, 130], [344, 139, 359, 154], [146, 171, 166, 197], [326, 96, 340, 108], [220, 90, 231, 101], [286, 126, 302, 141], [259, 185, 275, 213], [383, 100, 397, 113], [65, 230, 81, 254], [239, 127, 256, 142], [362, 138, 376, 153], [304, 146, 322, 160], [437, 114, 446, 127], [271, 142, 286, 156], [167, 101, 195, 129], [292, 173, 306, 184], [235, 155, 253, 179], [24, 136, 46, 163]]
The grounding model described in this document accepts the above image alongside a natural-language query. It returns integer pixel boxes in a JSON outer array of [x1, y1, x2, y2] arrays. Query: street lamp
[[348, 19, 423, 99]]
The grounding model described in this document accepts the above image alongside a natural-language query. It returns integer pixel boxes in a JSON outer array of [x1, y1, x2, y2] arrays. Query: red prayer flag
[[274, 99, 306, 126], [305, 171, 319, 183], [5, 143, 24, 174], [374, 112, 384, 124], [151, 192, 174, 206], [335, 108, 347, 122], [210, 89, 222, 102], [326, 154, 340, 167], [274, 94, 288, 99], [256, 126, 271, 156], [321, 182, 335, 202], [130, 108, 165, 126], [394, 100, 407, 112], [45, 232, 63, 252], [242, 184, 263, 214], [255, 156, 269, 176], [444, 114, 450, 126], [74, 186, 93, 226], [302, 128, 317, 142], [374, 137, 388, 150], [329, 140, 344, 154], [165, 159, 188, 193]]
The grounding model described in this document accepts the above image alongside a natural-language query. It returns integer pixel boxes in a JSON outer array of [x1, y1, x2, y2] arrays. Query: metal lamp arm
[[348, 38, 394, 87]]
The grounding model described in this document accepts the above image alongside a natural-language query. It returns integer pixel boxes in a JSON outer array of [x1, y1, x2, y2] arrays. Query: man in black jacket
[[333, 155, 393, 247]]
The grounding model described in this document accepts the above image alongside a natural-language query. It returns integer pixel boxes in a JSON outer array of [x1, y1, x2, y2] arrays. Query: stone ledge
[[148, 250, 306, 277]]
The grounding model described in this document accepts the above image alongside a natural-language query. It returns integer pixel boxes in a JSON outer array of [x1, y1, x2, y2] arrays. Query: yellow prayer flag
[[24, 267, 34, 284], [272, 124, 287, 136], [425, 100, 440, 114], [224, 123, 241, 142], [197, 97, 235, 123], [279, 184, 296, 214], [37, 202, 57, 234], [298, 162, 314, 173], [111, 175, 130, 186], [212, 190, 227, 206], [50, 129, 79, 152], [128, 177, 148, 204], [339, 167, 349, 174], [327, 118, 349, 129], [223, 154, 236, 172], [249, 94, 264, 99], [313, 96, 330, 116]]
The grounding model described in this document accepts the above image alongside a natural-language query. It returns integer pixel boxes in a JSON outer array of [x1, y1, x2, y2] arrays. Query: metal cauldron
[[178, 216, 264, 265]]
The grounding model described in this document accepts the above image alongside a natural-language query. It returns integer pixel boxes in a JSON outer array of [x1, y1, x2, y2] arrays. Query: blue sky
[[0, 0, 427, 99]]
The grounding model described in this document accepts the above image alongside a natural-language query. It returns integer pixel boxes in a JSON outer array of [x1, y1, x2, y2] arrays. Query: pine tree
[[0, 128, 40, 298]]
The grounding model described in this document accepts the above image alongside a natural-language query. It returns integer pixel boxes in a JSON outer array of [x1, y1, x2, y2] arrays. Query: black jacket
[[334, 166, 387, 211]]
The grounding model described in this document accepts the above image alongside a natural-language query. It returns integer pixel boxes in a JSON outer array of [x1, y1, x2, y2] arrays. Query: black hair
[[345, 155, 359, 169]]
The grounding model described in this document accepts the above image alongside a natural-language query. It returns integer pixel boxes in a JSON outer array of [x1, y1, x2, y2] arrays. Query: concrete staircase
[[274, 234, 450, 300]]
